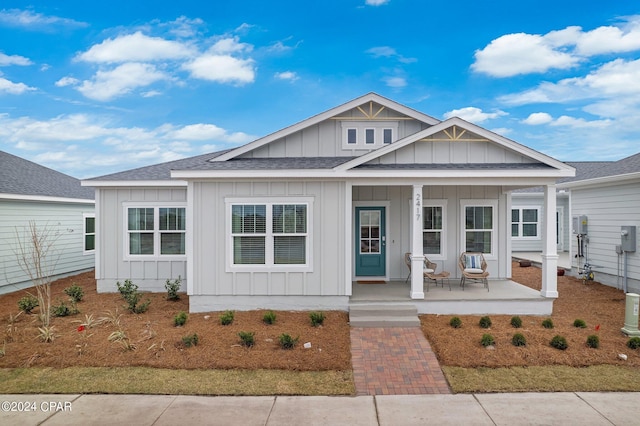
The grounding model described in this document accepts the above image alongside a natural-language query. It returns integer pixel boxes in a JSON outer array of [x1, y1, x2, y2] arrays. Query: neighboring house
[[84, 93, 574, 313], [0, 151, 95, 294]]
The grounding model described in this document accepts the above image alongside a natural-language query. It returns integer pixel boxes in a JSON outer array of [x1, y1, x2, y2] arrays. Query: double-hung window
[[462, 200, 497, 255], [512, 207, 539, 238], [422, 201, 446, 257], [229, 199, 311, 270], [83, 213, 95, 253], [126, 205, 186, 257]]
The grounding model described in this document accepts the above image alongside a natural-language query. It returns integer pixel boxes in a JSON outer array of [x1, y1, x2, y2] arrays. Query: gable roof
[[558, 152, 640, 189], [0, 151, 94, 201], [211, 92, 440, 162]]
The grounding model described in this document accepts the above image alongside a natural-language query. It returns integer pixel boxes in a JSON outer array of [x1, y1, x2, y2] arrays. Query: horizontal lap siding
[[571, 182, 640, 281], [192, 181, 346, 297], [0, 200, 94, 288]]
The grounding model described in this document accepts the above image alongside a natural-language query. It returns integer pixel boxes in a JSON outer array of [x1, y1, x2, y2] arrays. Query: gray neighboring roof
[[570, 152, 640, 181], [512, 161, 612, 193], [0, 151, 94, 200], [185, 157, 356, 170]]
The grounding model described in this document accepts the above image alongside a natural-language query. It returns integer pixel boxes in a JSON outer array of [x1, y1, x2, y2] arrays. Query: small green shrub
[[586, 335, 600, 348], [510, 316, 522, 328], [279, 333, 299, 349], [480, 333, 495, 347], [64, 284, 84, 302], [573, 319, 587, 328], [263, 310, 277, 325], [550, 335, 568, 350], [174, 311, 188, 327], [309, 311, 325, 327], [18, 295, 39, 314], [116, 279, 151, 314], [449, 317, 462, 328], [52, 300, 72, 317], [542, 318, 554, 329], [479, 316, 492, 329], [627, 337, 640, 349], [238, 331, 255, 347], [182, 333, 199, 347], [512, 333, 527, 347], [220, 310, 234, 326], [165, 277, 182, 301]]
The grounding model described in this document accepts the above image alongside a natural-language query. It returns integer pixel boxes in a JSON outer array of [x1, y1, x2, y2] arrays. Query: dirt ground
[[0, 263, 638, 371]]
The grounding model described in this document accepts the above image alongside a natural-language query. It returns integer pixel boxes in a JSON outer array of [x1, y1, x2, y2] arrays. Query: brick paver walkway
[[350, 327, 451, 395]]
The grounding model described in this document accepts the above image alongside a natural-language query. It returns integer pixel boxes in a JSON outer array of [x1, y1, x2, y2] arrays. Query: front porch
[[350, 279, 552, 315]]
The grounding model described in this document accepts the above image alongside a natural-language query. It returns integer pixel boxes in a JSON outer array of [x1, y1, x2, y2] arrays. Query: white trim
[[352, 201, 391, 281], [83, 180, 186, 188], [186, 182, 195, 295], [341, 121, 398, 149], [82, 212, 96, 255], [422, 199, 448, 261], [344, 182, 353, 295], [511, 206, 541, 241], [0, 193, 94, 204], [122, 202, 187, 261], [224, 197, 314, 273], [556, 206, 565, 251], [460, 199, 498, 259]]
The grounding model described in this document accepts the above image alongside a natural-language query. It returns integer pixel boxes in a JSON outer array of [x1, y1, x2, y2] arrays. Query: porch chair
[[458, 252, 489, 291], [404, 252, 451, 291]]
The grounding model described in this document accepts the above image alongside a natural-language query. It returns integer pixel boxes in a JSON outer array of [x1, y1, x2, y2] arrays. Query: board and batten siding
[[190, 180, 346, 297], [570, 180, 640, 293], [95, 187, 187, 292], [0, 199, 94, 292]]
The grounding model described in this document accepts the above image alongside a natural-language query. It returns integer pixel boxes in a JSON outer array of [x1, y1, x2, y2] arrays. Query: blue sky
[[1, 1, 640, 178]]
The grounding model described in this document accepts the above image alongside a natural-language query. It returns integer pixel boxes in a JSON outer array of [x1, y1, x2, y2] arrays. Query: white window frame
[[123, 202, 187, 260], [225, 197, 313, 272], [341, 121, 398, 148], [512, 206, 541, 240], [365, 128, 375, 144], [347, 128, 357, 144], [383, 128, 393, 144], [83, 213, 95, 255], [460, 199, 498, 258], [422, 200, 447, 260]]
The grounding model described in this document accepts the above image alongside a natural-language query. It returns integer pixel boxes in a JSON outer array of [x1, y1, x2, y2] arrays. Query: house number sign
[[415, 194, 421, 221]]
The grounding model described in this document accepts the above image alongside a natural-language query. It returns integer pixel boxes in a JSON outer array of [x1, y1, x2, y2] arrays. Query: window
[[341, 121, 398, 147], [462, 201, 496, 254], [365, 128, 375, 144], [83, 213, 95, 253], [383, 128, 392, 144], [347, 128, 357, 144], [126, 206, 186, 257], [512, 207, 539, 238], [229, 199, 311, 269], [423, 206, 443, 255]]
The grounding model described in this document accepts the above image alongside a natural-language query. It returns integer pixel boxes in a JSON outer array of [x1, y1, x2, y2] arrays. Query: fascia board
[[558, 171, 640, 189], [0, 193, 95, 204], [213, 92, 440, 162], [82, 180, 187, 188]]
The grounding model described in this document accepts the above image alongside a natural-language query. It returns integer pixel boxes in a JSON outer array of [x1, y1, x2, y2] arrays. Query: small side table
[[425, 271, 451, 291]]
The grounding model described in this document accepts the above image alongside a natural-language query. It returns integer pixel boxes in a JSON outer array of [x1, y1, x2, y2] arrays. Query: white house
[[84, 93, 574, 313], [0, 151, 95, 294]]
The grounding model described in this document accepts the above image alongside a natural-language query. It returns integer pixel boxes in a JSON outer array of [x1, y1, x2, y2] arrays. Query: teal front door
[[355, 207, 386, 277]]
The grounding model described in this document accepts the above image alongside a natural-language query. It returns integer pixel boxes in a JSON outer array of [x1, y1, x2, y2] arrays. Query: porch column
[[541, 183, 559, 298], [411, 184, 425, 299]]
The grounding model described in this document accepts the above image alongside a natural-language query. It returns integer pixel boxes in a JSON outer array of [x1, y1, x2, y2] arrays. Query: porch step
[[349, 304, 421, 328]]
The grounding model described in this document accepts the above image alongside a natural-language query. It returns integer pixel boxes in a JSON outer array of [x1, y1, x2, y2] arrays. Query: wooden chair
[[458, 252, 489, 291], [405, 252, 450, 291]]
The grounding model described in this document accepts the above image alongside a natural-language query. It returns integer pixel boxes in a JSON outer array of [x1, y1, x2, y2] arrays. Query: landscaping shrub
[[627, 337, 640, 349], [510, 316, 522, 328], [550, 335, 568, 350], [52, 300, 72, 317], [262, 310, 276, 325], [182, 333, 199, 348], [449, 316, 462, 328], [278, 333, 299, 349], [479, 316, 492, 329], [174, 311, 188, 327], [116, 279, 151, 314], [220, 310, 234, 325], [64, 284, 84, 302], [309, 311, 325, 327], [480, 333, 495, 347], [165, 277, 182, 301], [586, 335, 600, 349], [542, 318, 554, 329], [238, 331, 255, 347], [512, 333, 527, 347], [18, 295, 38, 314], [573, 319, 587, 328]]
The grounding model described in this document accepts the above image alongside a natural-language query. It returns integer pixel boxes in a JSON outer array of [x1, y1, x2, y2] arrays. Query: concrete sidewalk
[[1, 392, 638, 425]]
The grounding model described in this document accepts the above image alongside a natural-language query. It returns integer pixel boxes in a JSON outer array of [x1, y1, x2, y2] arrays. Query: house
[[0, 151, 95, 294], [83, 93, 574, 313], [511, 154, 640, 294]]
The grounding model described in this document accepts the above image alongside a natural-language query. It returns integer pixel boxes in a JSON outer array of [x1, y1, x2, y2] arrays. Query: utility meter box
[[573, 215, 588, 235], [621, 226, 636, 252]]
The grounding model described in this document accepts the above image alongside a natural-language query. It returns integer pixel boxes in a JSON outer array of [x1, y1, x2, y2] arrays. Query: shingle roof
[[355, 163, 554, 170], [185, 157, 357, 170], [0, 151, 94, 200]]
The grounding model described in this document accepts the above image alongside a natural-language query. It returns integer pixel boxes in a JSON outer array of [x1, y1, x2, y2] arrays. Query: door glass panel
[[360, 210, 381, 254]]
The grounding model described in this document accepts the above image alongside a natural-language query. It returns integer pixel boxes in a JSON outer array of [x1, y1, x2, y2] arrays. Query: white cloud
[[383, 76, 406, 88], [166, 123, 254, 143], [77, 63, 170, 101], [274, 71, 298, 81], [183, 54, 255, 84], [551, 115, 612, 129], [76, 31, 194, 63], [55, 76, 79, 87], [365, 0, 389, 5], [209, 37, 253, 55], [574, 16, 640, 55], [523, 112, 553, 125], [0, 77, 35, 94], [0, 8, 88, 29], [443, 107, 507, 123], [0, 52, 32, 66], [367, 46, 417, 63]]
